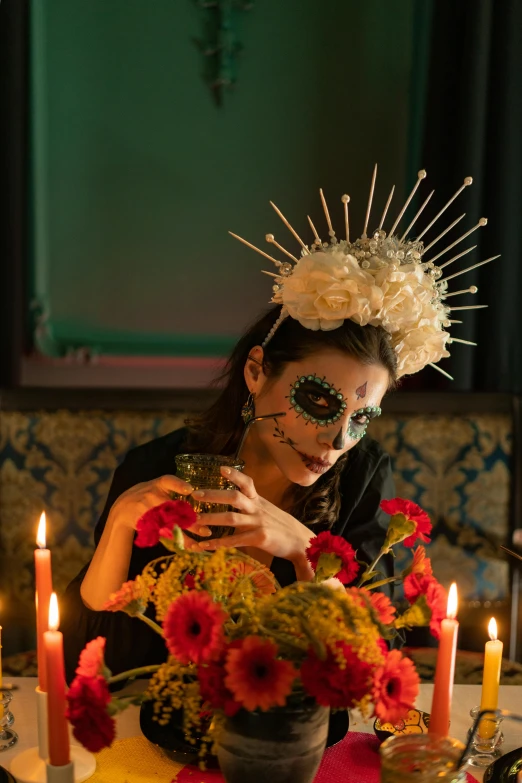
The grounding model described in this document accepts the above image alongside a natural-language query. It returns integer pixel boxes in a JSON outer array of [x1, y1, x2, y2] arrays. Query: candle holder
[[46, 761, 74, 783], [9, 687, 96, 783], [0, 690, 18, 752], [466, 706, 504, 767], [379, 733, 467, 783]]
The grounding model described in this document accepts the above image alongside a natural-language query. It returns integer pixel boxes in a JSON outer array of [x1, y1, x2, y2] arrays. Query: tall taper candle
[[44, 593, 70, 767], [35, 511, 53, 692], [478, 617, 503, 738], [429, 583, 459, 737]]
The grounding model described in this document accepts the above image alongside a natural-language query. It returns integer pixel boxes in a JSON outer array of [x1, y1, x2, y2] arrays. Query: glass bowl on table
[[379, 733, 467, 783], [172, 454, 245, 543]]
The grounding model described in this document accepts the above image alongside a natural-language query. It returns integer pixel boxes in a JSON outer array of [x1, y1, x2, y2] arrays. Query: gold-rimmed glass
[[173, 454, 244, 541]]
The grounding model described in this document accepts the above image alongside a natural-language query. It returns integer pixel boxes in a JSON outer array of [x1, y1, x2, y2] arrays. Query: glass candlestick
[[173, 454, 245, 542], [379, 733, 466, 783], [466, 706, 504, 767], [0, 690, 18, 751]]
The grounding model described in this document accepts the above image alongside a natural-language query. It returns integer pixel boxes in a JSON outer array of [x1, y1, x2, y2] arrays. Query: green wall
[[30, 0, 417, 358]]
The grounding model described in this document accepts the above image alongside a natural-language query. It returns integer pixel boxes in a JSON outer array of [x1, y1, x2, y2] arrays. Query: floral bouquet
[[66, 497, 446, 764]]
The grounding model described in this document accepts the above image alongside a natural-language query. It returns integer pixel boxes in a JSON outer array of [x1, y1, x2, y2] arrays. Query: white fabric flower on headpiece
[[393, 323, 450, 376], [279, 251, 383, 331], [276, 250, 450, 377]]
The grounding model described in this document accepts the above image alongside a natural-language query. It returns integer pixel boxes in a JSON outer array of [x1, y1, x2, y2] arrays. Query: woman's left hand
[[188, 466, 315, 569]]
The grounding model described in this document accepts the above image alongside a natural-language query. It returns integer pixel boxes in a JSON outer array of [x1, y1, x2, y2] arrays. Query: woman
[[62, 171, 475, 682], [62, 310, 396, 683]]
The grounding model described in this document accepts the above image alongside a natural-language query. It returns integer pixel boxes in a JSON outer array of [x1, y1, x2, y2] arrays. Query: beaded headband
[[230, 166, 499, 379]]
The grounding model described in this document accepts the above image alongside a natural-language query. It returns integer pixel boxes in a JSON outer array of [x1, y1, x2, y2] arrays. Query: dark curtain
[[0, 0, 29, 389], [417, 0, 522, 392]]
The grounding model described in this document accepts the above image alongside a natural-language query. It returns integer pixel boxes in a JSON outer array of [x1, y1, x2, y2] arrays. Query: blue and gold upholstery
[[0, 407, 512, 655]]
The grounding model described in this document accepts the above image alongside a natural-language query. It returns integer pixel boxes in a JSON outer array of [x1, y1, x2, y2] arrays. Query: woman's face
[[244, 347, 390, 486]]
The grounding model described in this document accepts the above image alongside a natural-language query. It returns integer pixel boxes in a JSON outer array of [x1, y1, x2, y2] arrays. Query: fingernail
[[192, 490, 205, 498], [197, 526, 211, 536], [221, 466, 231, 475]]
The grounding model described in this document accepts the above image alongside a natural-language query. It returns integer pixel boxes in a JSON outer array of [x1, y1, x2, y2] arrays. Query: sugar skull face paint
[[288, 375, 348, 426], [347, 405, 382, 440], [242, 348, 390, 488]]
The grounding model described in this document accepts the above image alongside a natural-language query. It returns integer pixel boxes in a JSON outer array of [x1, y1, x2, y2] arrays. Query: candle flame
[[36, 512, 47, 549], [488, 617, 498, 641], [48, 592, 59, 631], [447, 582, 458, 619]]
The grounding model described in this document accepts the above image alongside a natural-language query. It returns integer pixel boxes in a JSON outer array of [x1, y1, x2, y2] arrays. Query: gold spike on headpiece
[[229, 232, 281, 267], [362, 164, 377, 239], [265, 234, 298, 263], [379, 186, 395, 231], [428, 218, 488, 264], [341, 195, 350, 242], [388, 170, 426, 237], [270, 201, 309, 253], [319, 189, 335, 238], [400, 190, 434, 242], [307, 216, 322, 246], [416, 177, 473, 241]]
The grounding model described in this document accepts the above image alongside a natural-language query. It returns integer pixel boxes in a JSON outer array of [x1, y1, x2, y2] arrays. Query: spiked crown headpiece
[[230, 166, 499, 379]]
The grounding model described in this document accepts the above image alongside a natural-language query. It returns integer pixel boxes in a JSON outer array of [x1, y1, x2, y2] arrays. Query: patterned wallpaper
[[0, 409, 512, 653]]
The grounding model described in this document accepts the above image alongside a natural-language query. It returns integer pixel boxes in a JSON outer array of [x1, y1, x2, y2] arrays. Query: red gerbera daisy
[[198, 660, 241, 717], [306, 531, 359, 585], [66, 674, 115, 753], [301, 643, 373, 709], [372, 649, 420, 724], [135, 500, 197, 548], [163, 591, 226, 664], [380, 498, 432, 547], [224, 636, 295, 711]]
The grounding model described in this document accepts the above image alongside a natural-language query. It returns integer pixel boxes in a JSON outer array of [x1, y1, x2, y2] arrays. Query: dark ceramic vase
[[216, 701, 330, 783]]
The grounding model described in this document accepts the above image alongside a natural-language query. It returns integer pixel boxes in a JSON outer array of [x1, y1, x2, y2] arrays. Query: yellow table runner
[[90, 736, 186, 783]]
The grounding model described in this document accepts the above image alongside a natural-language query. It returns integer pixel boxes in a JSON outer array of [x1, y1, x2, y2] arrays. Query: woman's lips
[[297, 451, 332, 474]]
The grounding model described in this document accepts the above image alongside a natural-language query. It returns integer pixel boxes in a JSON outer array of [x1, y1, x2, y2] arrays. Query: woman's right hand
[[108, 474, 200, 544]]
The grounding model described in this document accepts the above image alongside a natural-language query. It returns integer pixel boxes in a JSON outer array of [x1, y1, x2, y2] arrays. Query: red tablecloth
[[173, 732, 479, 782]]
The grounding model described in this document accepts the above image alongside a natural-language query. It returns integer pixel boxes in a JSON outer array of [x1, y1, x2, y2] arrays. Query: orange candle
[[35, 512, 53, 692], [44, 593, 70, 767], [429, 582, 459, 737]]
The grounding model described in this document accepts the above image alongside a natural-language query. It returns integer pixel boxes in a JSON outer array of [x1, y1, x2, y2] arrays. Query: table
[[2, 679, 521, 782]]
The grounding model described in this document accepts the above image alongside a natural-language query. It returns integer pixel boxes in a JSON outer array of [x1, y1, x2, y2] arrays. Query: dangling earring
[[241, 392, 255, 424]]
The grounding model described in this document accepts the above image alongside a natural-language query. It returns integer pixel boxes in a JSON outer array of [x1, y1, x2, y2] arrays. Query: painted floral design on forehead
[[288, 375, 347, 426], [348, 405, 382, 440]]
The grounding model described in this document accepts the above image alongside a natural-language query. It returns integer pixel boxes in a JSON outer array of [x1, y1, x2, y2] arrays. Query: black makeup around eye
[[349, 405, 382, 427], [289, 377, 347, 425]]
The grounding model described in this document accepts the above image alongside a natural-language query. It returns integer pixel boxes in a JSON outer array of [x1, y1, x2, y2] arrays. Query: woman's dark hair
[[185, 307, 397, 529]]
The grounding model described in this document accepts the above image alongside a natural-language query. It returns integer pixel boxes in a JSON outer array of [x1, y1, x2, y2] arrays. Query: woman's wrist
[[290, 527, 316, 581]]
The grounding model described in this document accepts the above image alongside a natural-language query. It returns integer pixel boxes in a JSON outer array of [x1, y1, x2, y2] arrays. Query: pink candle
[[35, 512, 53, 692], [44, 593, 70, 767], [429, 583, 459, 737]]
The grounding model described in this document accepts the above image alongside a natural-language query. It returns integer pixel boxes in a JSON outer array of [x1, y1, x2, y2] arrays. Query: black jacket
[[62, 428, 395, 684]]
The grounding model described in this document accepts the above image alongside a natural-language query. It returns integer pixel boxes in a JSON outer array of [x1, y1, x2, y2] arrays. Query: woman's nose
[[332, 427, 345, 450], [318, 424, 347, 451]]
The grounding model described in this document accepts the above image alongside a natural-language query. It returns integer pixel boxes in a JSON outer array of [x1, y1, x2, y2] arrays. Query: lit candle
[[0, 624, 3, 721], [429, 582, 459, 737], [44, 593, 70, 767], [35, 512, 53, 692], [478, 617, 503, 738]]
